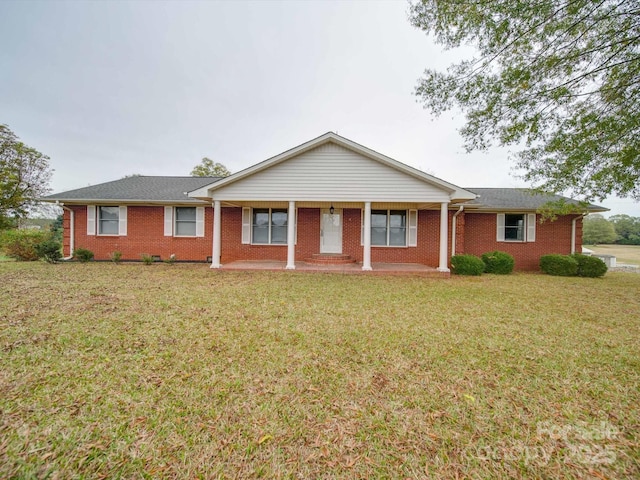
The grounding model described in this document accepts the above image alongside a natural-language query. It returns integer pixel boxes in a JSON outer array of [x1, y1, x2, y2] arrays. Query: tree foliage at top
[[0, 125, 53, 229], [409, 0, 640, 202], [190, 158, 231, 178]]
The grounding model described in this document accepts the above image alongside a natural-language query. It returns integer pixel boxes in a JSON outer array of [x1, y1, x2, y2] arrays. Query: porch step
[[304, 254, 356, 265]]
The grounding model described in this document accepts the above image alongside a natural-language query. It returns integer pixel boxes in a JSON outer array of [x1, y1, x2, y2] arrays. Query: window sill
[[251, 243, 287, 246]]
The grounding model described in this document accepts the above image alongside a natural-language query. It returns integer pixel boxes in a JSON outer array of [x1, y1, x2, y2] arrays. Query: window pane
[[505, 214, 525, 241], [99, 206, 119, 220], [389, 228, 406, 246], [371, 211, 387, 228], [175, 207, 196, 221], [254, 209, 269, 226], [271, 226, 287, 244], [99, 207, 119, 234], [175, 221, 196, 236], [371, 227, 387, 246], [100, 220, 119, 235], [271, 210, 287, 227], [389, 211, 406, 228], [253, 225, 268, 243]]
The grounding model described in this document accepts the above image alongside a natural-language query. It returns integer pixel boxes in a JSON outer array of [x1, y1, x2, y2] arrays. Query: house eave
[[40, 198, 211, 206]]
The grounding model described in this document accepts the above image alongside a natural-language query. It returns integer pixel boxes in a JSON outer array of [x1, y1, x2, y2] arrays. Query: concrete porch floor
[[218, 260, 450, 277]]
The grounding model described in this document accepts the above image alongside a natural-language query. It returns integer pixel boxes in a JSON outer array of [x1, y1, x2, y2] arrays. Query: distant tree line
[[583, 214, 640, 245]]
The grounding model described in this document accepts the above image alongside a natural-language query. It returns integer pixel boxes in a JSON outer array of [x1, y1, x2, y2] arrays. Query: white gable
[[207, 142, 453, 203]]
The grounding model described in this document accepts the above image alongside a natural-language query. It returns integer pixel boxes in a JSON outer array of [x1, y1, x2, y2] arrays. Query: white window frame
[[497, 213, 536, 242], [174, 207, 197, 237], [97, 205, 127, 237], [251, 207, 288, 245], [362, 209, 414, 247], [164, 206, 205, 237]]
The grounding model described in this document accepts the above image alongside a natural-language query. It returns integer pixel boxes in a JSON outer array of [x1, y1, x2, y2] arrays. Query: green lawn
[[1, 263, 639, 479], [585, 244, 640, 265]]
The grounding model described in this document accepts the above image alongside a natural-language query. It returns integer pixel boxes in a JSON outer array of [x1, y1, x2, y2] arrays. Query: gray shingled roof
[[465, 188, 606, 212], [44, 176, 220, 203], [43, 177, 606, 212]]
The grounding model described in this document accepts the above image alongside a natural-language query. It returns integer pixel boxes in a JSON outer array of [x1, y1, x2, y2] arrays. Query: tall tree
[[190, 158, 231, 178], [609, 214, 640, 244], [409, 1, 640, 202], [582, 214, 617, 244], [0, 125, 53, 229]]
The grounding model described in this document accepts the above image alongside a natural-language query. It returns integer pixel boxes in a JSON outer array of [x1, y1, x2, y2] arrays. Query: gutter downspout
[[451, 206, 464, 256], [57, 202, 74, 260], [571, 212, 588, 254]]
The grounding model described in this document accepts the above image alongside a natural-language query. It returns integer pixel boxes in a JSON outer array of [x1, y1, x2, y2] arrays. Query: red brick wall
[[220, 208, 320, 263], [67, 205, 213, 262], [63, 205, 582, 270], [462, 213, 581, 270]]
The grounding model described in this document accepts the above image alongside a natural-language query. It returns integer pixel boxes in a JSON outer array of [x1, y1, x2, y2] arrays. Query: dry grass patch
[[1, 263, 639, 479], [586, 244, 640, 265]]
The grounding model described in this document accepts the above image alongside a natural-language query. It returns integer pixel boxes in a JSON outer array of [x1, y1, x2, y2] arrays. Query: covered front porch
[[187, 132, 478, 271], [209, 201, 453, 272]]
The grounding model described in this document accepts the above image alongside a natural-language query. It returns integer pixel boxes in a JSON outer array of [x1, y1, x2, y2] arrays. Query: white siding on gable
[[211, 143, 452, 202]]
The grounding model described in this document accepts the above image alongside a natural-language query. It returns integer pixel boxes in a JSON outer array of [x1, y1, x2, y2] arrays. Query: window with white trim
[[252, 208, 287, 244], [371, 210, 407, 246], [175, 207, 196, 236], [98, 206, 119, 235], [497, 213, 536, 242]]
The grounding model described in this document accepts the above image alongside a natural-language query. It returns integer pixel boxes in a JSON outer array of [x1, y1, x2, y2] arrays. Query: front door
[[320, 209, 342, 253]]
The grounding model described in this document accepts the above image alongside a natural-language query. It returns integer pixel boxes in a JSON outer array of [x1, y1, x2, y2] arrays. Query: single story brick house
[[44, 132, 605, 271]]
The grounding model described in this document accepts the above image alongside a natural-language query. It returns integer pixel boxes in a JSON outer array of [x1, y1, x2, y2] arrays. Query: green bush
[[540, 254, 578, 276], [481, 250, 515, 274], [35, 239, 62, 263], [450, 254, 485, 276], [73, 248, 94, 263], [141, 253, 154, 265], [0, 229, 49, 261], [110, 251, 122, 263], [571, 254, 607, 278], [163, 253, 176, 265]]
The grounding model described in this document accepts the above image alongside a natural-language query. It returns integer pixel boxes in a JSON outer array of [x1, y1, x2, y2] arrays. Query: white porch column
[[362, 201, 372, 271], [211, 200, 222, 268], [438, 201, 450, 272], [286, 201, 296, 270]]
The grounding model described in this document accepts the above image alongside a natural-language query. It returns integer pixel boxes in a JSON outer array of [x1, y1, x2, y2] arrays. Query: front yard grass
[[1, 263, 639, 479]]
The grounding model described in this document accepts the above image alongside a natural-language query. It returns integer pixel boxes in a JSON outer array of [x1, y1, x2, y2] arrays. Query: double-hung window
[[497, 213, 536, 242], [88, 205, 126, 236], [98, 206, 119, 235], [252, 208, 287, 244], [371, 210, 407, 246], [175, 207, 197, 236]]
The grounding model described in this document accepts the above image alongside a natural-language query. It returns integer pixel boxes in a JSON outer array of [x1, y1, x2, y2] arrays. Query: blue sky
[[1, 0, 638, 216]]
